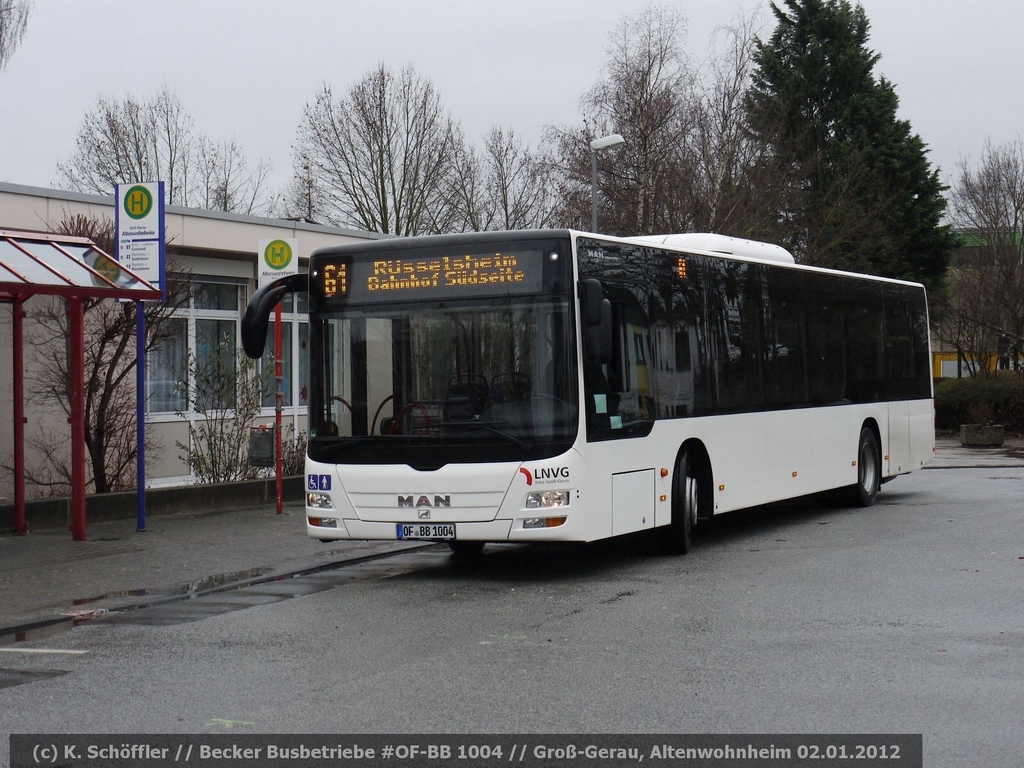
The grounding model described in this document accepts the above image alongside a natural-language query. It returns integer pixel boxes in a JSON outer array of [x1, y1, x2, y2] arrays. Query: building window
[[260, 292, 309, 409], [149, 318, 188, 412], [147, 277, 244, 415], [196, 318, 238, 411]]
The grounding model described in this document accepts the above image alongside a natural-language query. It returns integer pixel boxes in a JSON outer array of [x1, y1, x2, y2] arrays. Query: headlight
[[526, 490, 570, 508], [307, 492, 333, 509]]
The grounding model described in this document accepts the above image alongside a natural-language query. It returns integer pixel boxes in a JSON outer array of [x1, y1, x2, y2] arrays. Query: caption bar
[[10, 734, 922, 768]]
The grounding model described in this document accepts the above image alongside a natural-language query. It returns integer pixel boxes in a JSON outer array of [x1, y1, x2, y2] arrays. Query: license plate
[[396, 523, 456, 540]]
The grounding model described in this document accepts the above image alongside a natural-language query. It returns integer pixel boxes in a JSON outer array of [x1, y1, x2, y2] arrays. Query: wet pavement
[[1, 435, 1021, 639], [0, 501, 424, 635], [927, 434, 1024, 468]]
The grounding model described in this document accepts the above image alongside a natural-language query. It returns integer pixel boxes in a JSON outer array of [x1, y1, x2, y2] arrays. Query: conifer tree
[[745, 0, 953, 289]]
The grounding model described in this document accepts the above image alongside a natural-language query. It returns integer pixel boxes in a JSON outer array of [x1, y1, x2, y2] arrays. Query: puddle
[[0, 548, 435, 647], [71, 589, 150, 606], [0, 667, 69, 690], [0, 618, 76, 647], [64, 567, 271, 607], [183, 568, 269, 595]]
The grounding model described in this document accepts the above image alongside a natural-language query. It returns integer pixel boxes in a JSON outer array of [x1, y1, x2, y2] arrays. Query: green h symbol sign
[[264, 239, 293, 270], [124, 185, 153, 220]]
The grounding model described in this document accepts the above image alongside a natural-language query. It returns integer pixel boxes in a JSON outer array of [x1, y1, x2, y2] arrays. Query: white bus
[[242, 230, 934, 556]]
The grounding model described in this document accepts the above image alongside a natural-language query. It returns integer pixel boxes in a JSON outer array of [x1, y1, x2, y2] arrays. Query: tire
[[851, 426, 880, 507], [661, 453, 698, 555], [448, 541, 485, 559]]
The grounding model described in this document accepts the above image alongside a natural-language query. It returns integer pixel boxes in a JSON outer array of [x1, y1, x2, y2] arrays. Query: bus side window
[[845, 281, 885, 403], [584, 285, 654, 439]]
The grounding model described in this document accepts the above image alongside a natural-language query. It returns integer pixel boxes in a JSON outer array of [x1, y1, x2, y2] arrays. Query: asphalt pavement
[[2, 435, 1021, 637]]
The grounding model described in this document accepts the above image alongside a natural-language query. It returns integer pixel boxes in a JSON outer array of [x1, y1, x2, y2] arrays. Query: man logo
[[398, 495, 450, 507], [418, 509, 430, 520]]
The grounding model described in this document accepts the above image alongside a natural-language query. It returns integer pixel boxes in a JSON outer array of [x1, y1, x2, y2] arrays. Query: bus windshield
[[307, 296, 578, 468]]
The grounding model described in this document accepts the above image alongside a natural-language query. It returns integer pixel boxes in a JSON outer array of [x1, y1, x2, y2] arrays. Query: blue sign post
[[115, 182, 166, 532]]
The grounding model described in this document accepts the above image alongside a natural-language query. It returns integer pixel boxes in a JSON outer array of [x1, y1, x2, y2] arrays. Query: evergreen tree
[[745, 0, 953, 289]]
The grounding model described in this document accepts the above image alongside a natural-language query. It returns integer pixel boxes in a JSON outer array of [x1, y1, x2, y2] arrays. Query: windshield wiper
[[314, 437, 366, 456], [440, 419, 533, 450]]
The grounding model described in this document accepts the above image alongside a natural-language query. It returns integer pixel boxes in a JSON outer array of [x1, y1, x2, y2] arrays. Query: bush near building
[[934, 374, 1024, 432]]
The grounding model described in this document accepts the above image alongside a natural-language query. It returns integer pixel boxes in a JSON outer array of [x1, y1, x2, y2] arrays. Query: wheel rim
[[683, 472, 698, 527], [860, 438, 878, 493]]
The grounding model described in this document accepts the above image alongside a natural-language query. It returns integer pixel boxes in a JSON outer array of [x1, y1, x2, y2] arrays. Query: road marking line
[[0, 648, 89, 655]]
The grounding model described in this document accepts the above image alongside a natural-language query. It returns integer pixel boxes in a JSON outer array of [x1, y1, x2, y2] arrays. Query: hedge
[[934, 373, 1024, 432]]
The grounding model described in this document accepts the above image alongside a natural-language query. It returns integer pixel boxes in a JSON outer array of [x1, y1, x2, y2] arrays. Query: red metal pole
[[13, 297, 27, 535], [275, 302, 283, 514], [68, 297, 87, 541]]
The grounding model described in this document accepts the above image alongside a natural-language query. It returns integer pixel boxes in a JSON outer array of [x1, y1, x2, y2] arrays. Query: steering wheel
[[372, 395, 395, 435], [327, 399, 360, 436], [330, 395, 354, 413], [388, 402, 431, 434]]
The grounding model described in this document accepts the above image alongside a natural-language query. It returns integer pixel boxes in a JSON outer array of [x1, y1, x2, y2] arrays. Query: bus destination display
[[320, 250, 544, 302]]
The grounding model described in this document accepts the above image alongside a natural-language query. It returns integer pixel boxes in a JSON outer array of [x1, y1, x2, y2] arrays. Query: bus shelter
[[0, 229, 162, 540]]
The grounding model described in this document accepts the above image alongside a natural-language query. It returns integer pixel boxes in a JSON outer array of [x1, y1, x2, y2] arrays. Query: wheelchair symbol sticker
[[308, 474, 332, 491]]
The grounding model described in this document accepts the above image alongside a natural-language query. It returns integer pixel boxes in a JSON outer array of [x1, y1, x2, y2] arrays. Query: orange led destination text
[[367, 254, 527, 292]]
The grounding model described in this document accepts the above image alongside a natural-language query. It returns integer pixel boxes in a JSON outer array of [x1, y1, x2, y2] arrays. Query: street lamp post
[[589, 133, 625, 232]]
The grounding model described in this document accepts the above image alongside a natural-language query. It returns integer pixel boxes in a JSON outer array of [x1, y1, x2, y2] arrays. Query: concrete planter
[[959, 424, 1005, 447]]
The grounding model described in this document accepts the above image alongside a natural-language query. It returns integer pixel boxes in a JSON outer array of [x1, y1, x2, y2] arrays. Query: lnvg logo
[[520, 466, 570, 486]]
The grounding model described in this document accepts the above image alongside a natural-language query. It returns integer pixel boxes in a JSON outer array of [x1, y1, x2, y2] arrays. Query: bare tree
[[448, 139, 489, 232], [291, 64, 463, 235], [57, 85, 274, 214], [481, 127, 556, 230], [282, 150, 323, 223], [941, 139, 1024, 374], [195, 136, 275, 215], [452, 126, 556, 232], [0, 0, 30, 70], [57, 86, 193, 203], [542, 5, 699, 235], [689, 8, 774, 234]]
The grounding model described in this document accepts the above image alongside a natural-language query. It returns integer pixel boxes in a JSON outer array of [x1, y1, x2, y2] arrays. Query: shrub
[[934, 373, 1024, 432]]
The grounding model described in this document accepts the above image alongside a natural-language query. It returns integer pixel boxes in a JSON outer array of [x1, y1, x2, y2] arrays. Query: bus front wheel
[[851, 426, 880, 507], [662, 453, 698, 555]]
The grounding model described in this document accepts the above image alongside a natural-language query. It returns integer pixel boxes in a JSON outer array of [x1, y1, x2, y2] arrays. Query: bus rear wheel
[[661, 453, 698, 555], [851, 426, 880, 507]]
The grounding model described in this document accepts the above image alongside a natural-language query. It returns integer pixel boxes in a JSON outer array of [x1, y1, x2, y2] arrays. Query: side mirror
[[580, 278, 612, 364], [241, 273, 309, 359]]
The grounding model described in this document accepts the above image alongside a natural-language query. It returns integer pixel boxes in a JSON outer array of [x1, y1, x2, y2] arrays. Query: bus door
[[581, 280, 658, 538]]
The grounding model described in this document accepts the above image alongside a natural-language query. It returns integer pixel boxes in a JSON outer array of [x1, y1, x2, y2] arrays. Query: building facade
[[0, 182, 383, 501]]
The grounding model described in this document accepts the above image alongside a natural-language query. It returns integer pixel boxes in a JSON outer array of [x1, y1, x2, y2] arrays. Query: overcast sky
[[2, 0, 1021, 201]]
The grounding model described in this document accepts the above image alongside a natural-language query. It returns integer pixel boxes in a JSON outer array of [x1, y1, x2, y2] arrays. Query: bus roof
[[623, 233, 795, 263], [308, 229, 924, 289]]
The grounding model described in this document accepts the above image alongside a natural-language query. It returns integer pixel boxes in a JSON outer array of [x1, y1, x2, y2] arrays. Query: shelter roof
[[0, 229, 162, 303]]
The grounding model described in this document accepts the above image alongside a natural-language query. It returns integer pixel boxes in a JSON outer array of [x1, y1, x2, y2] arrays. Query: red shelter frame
[[1, 229, 162, 540]]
